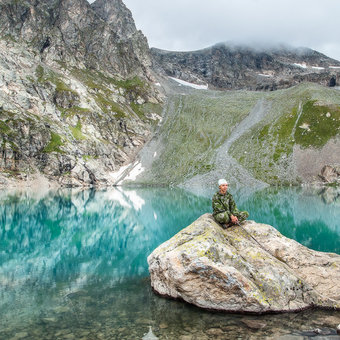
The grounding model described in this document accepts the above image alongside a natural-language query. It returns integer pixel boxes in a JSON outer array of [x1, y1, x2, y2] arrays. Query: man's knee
[[214, 212, 230, 224]]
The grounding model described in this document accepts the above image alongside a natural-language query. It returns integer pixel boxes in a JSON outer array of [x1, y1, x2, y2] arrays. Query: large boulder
[[148, 213, 340, 313], [319, 165, 340, 184]]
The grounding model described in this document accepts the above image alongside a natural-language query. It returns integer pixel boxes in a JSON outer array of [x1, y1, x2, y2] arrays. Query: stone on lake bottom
[[241, 319, 267, 330]]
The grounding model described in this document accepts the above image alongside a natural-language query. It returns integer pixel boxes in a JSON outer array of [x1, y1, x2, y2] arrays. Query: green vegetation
[[82, 155, 94, 161], [69, 67, 161, 128], [140, 102, 163, 116], [149, 90, 262, 184], [43, 132, 65, 153], [0, 111, 25, 149], [36, 65, 78, 95], [71, 68, 146, 96], [1, 57, 160, 182], [0, 120, 11, 135], [117, 76, 149, 98], [130, 102, 144, 119], [130, 102, 163, 123], [1, 34, 17, 42], [71, 68, 147, 118], [229, 83, 340, 184], [93, 93, 125, 117], [294, 100, 340, 148], [117, 76, 144, 90], [59, 106, 91, 119], [35, 65, 44, 81], [55, 60, 68, 70], [0, 110, 46, 155], [55, 80, 76, 94], [139, 83, 340, 186], [70, 120, 86, 141], [71, 68, 110, 92]]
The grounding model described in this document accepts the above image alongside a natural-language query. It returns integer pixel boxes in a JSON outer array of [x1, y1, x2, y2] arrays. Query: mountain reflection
[[0, 187, 211, 326], [0, 187, 211, 286], [1, 185, 339, 293], [238, 186, 340, 253]]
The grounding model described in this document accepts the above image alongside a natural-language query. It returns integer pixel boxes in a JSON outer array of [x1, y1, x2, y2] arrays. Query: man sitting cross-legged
[[212, 179, 249, 229]]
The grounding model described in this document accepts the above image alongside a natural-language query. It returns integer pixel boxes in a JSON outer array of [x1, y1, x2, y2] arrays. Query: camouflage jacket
[[212, 191, 239, 223]]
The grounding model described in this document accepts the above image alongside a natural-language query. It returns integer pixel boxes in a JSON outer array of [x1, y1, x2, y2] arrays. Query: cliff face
[[91, 0, 138, 38], [0, 0, 162, 187], [0, 0, 153, 79], [151, 43, 340, 91]]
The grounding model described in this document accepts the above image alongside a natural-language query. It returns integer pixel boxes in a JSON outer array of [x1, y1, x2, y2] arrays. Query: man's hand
[[231, 215, 239, 224]]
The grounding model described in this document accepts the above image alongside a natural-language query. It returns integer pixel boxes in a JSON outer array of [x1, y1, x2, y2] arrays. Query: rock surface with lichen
[[148, 213, 340, 313]]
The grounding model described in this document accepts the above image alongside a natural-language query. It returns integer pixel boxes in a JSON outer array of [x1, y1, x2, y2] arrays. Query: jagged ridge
[[151, 43, 340, 90]]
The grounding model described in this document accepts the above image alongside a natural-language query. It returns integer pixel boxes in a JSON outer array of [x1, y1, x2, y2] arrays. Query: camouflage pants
[[214, 210, 249, 225]]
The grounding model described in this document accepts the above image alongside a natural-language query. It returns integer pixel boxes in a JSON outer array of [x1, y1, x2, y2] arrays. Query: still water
[[0, 186, 339, 339]]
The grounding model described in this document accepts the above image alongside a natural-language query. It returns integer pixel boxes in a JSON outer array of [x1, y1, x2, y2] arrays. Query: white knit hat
[[218, 179, 229, 186]]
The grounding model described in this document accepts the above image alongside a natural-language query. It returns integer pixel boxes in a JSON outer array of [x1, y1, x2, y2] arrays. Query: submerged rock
[[148, 214, 340, 313]]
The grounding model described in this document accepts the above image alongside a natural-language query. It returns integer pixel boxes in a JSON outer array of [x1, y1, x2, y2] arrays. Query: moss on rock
[[70, 120, 86, 141], [43, 132, 65, 153]]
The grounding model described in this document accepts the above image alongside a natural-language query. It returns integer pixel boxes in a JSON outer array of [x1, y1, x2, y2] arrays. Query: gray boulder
[[148, 214, 340, 313], [319, 165, 340, 184]]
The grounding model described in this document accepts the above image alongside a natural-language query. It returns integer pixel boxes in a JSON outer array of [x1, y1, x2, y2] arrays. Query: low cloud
[[120, 0, 340, 61]]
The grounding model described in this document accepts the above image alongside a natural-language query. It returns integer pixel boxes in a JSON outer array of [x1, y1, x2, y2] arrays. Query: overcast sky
[[91, 0, 340, 61]]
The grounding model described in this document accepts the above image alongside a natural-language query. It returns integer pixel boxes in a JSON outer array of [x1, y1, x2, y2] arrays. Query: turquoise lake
[[0, 186, 339, 339]]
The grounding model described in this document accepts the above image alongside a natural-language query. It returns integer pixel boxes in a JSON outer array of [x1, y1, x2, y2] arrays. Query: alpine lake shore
[[0, 183, 339, 340]]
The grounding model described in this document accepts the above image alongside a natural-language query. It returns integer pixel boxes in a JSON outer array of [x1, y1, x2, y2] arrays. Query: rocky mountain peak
[[0, 0, 152, 79], [151, 42, 340, 90], [91, 0, 137, 39]]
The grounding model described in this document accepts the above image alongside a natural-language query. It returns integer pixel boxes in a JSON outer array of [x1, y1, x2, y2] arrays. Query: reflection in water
[[0, 187, 339, 339], [236, 186, 340, 253], [318, 186, 340, 205], [0, 187, 211, 336]]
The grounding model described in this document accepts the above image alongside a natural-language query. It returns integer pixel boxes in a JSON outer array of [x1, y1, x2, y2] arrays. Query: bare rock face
[[0, 0, 162, 187], [148, 213, 340, 313], [91, 0, 138, 39], [0, 0, 153, 80]]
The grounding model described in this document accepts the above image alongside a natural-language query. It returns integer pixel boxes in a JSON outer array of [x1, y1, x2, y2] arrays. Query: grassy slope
[[229, 83, 340, 184], [144, 83, 340, 186], [147, 90, 263, 185]]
